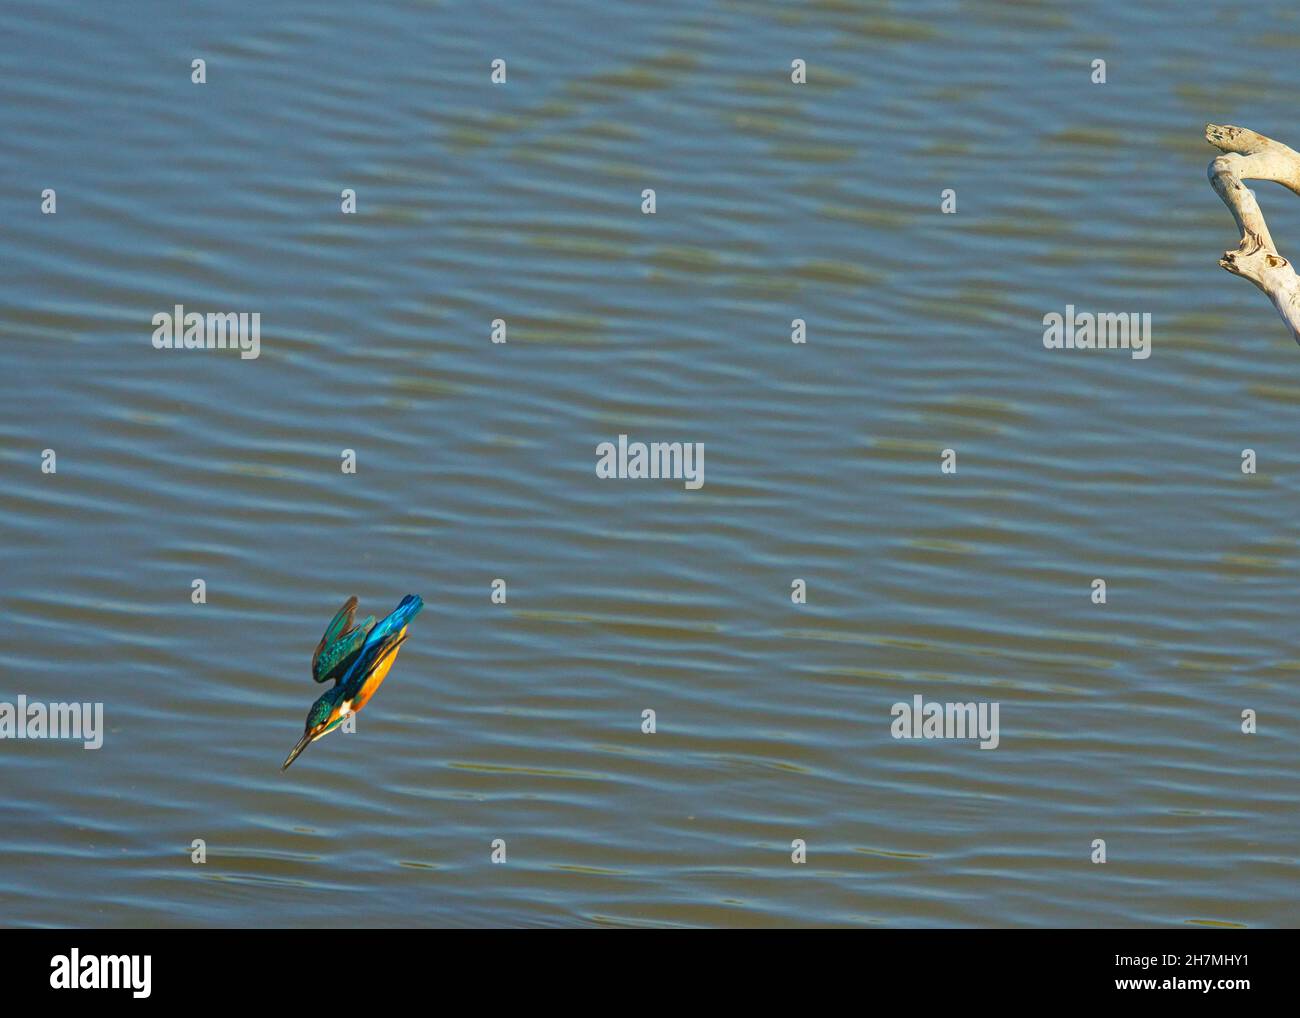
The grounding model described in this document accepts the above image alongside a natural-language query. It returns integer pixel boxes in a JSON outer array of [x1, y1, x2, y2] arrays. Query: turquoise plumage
[[310, 595, 376, 684]]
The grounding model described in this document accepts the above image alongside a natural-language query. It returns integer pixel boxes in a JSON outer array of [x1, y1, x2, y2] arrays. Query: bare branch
[[1206, 123, 1300, 345]]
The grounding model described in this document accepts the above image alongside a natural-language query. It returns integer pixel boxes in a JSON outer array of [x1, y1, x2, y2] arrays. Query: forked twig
[[1206, 124, 1300, 344]]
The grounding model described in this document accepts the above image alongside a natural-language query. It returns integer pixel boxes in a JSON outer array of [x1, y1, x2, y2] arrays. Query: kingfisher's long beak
[[282, 730, 315, 771]]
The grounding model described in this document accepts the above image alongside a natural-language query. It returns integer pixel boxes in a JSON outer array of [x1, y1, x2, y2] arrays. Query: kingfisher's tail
[[373, 594, 423, 642]]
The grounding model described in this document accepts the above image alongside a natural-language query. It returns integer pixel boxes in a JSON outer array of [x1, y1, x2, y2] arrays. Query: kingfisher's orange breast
[[350, 625, 407, 713]]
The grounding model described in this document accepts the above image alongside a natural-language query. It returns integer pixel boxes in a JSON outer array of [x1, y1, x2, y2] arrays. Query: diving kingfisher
[[282, 594, 424, 770]]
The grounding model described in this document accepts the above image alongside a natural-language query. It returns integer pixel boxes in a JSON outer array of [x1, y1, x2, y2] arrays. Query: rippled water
[[1, 0, 1298, 927]]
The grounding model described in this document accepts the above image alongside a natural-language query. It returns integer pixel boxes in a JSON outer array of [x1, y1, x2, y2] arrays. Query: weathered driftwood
[[1207, 124, 1300, 344]]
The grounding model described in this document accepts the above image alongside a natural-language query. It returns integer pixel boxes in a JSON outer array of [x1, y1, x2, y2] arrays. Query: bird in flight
[[282, 594, 424, 770]]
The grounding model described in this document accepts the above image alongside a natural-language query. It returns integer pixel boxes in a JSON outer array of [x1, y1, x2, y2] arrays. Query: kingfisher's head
[[281, 688, 349, 771]]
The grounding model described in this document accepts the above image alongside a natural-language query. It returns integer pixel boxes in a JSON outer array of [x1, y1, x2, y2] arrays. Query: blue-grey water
[[1, 0, 1297, 928]]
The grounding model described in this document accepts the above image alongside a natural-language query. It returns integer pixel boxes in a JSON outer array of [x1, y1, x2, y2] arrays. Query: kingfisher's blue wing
[[311, 596, 377, 684], [313, 615, 376, 684], [313, 598, 357, 666]]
